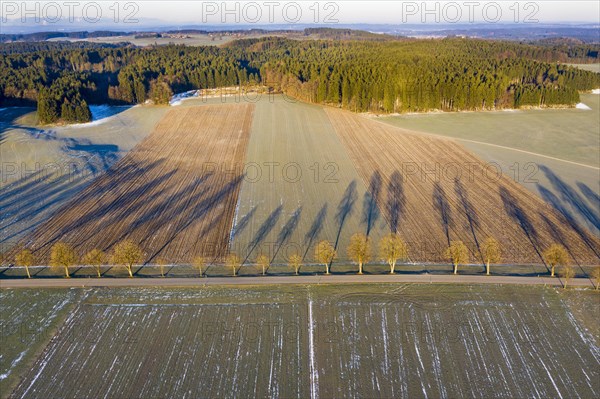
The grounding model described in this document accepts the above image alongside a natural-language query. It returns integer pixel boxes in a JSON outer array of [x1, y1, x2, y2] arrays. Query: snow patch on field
[[170, 90, 200, 106], [575, 103, 592, 110], [69, 105, 133, 128], [592, 89, 600, 94]]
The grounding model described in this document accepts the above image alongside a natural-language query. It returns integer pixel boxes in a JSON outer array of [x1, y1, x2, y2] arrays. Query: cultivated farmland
[[0, 105, 169, 247], [326, 108, 600, 265], [231, 96, 388, 264], [18, 104, 254, 263], [7, 284, 599, 399]]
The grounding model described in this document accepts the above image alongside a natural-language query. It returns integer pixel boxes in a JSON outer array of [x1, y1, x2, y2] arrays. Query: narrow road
[[0, 274, 595, 288]]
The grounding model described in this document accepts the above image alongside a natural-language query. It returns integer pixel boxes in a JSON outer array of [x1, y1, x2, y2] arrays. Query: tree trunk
[[325, 263, 330, 274], [26, 266, 31, 279], [97, 267, 101, 278], [233, 266, 236, 277], [390, 261, 395, 274], [64, 266, 70, 278], [160, 266, 164, 278], [551, 265, 555, 277], [262, 266, 266, 276], [486, 261, 490, 276], [127, 265, 133, 278], [358, 262, 363, 274], [453, 263, 458, 274]]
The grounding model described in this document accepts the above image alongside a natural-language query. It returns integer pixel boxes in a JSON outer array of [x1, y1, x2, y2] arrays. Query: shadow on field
[[576, 182, 600, 209], [362, 171, 382, 236], [454, 178, 482, 261], [231, 206, 257, 240], [537, 184, 600, 260], [540, 165, 600, 232], [334, 180, 358, 250], [303, 204, 328, 260], [433, 182, 452, 246], [499, 186, 545, 265], [27, 159, 164, 254], [0, 171, 92, 243], [245, 205, 283, 262], [146, 173, 247, 265], [272, 206, 303, 262], [387, 171, 406, 234]]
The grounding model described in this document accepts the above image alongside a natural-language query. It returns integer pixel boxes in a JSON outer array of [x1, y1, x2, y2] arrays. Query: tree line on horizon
[[0, 37, 598, 124], [5, 235, 599, 289]]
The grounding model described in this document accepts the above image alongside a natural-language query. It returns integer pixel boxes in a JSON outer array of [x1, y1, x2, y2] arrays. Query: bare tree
[[193, 256, 207, 277], [347, 233, 371, 275], [256, 254, 270, 276], [480, 237, 501, 275], [592, 267, 600, 290], [82, 249, 106, 278], [445, 241, 469, 275], [50, 242, 78, 278], [314, 240, 336, 274], [226, 254, 241, 277], [379, 233, 408, 274], [559, 265, 575, 289], [156, 257, 168, 278], [15, 249, 34, 279], [289, 254, 302, 275], [543, 244, 569, 277], [112, 240, 143, 278]]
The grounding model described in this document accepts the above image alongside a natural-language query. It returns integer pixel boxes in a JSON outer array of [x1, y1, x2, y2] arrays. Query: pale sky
[[3, 1, 600, 26]]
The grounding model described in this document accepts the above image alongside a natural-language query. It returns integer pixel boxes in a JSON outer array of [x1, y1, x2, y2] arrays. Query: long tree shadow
[[245, 205, 283, 263], [537, 184, 600, 259], [303, 203, 328, 260], [540, 165, 600, 232], [387, 171, 406, 234], [144, 174, 246, 265], [499, 186, 545, 265], [575, 181, 600, 213], [28, 159, 168, 253], [272, 206, 303, 262], [231, 206, 257, 241], [362, 171, 382, 236], [433, 182, 452, 245], [454, 178, 482, 261], [538, 212, 582, 268], [334, 180, 358, 250]]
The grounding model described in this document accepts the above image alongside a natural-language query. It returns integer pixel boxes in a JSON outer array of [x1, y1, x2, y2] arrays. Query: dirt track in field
[[19, 104, 254, 263], [325, 108, 600, 265]]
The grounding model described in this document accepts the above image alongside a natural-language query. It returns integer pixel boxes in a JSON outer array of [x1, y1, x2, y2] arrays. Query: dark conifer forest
[[1, 37, 598, 124]]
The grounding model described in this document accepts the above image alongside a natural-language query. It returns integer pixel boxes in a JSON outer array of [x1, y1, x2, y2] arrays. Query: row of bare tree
[[6, 235, 600, 288]]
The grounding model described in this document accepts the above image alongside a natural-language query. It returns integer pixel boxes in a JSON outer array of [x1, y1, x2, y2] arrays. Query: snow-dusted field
[[0, 289, 78, 395], [5, 285, 599, 399]]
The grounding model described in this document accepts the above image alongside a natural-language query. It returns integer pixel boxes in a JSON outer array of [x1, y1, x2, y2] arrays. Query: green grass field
[[3, 284, 598, 398]]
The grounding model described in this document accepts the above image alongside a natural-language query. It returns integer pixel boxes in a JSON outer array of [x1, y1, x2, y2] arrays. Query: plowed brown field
[[22, 104, 254, 263], [325, 108, 600, 265]]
